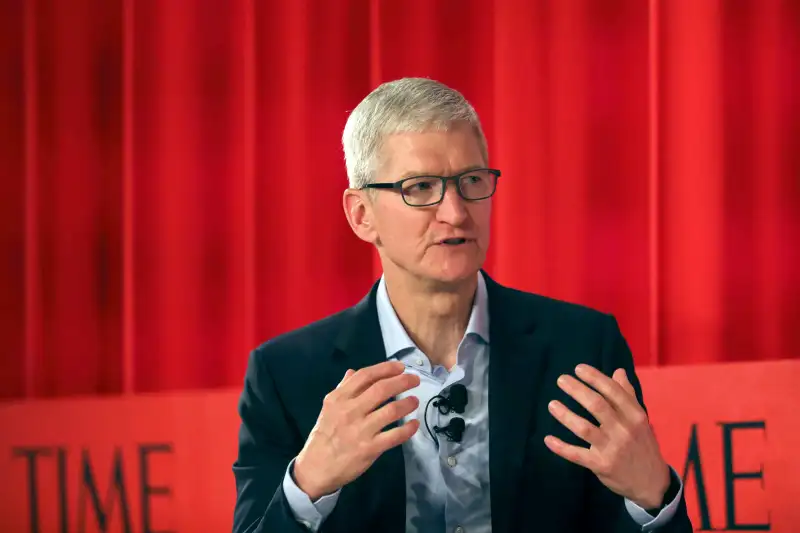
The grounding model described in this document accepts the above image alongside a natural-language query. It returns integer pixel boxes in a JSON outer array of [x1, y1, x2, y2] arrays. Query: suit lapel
[[485, 274, 551, 533], [325, 281, 406, 533]]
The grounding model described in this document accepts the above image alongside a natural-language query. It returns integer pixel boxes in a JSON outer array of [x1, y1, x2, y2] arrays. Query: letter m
[[77, 447, 133, 533]]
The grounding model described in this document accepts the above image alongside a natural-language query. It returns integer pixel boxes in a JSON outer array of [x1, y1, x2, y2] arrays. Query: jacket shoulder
[[250, 305, 355, 366], [500, 284, 613, 327]]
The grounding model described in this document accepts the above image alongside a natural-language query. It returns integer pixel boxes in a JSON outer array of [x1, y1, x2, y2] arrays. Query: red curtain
[[1, 0, 798, 400]]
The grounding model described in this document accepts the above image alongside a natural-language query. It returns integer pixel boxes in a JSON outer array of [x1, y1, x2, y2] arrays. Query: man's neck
[[383, 270, 478, 369]]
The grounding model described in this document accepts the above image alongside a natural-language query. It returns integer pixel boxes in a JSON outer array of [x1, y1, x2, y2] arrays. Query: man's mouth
[[439, 238, 468, 245]]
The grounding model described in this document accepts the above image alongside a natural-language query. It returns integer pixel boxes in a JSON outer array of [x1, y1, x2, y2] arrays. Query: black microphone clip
[[433, 384, 468, 415], [426, 384, 469, 447], [433, 417, 466, 443]]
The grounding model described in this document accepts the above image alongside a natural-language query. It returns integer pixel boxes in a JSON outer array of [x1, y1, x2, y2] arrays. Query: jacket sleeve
[[583, 314, 694, 533], [231, 347, 310, 533]]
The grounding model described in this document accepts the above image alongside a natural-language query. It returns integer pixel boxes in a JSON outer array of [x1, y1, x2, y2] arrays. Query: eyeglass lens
[[400, 170, 496, 205]]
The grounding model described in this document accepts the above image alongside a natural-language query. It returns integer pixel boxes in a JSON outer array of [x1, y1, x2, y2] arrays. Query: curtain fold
[[1, 0, 798, 399]]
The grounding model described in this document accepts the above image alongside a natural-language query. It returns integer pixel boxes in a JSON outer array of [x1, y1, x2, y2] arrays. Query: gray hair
[[342, 77, 488, 190]]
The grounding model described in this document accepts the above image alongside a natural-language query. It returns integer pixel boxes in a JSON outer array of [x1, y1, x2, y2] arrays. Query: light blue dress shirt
[[283, 272, 683, 532]]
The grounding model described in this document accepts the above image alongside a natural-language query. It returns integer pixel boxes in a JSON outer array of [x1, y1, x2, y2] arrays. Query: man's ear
[[343, 188, 378, 244]]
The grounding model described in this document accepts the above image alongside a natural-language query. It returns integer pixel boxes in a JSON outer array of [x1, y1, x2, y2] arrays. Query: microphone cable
[[424, 384, 468, 448]]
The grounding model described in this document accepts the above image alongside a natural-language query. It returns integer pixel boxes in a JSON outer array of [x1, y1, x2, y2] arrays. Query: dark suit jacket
[[232, 272, 693, 533]]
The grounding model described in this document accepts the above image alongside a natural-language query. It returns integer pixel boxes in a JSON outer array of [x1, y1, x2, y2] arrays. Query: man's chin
[[424, 264, 481, 286]]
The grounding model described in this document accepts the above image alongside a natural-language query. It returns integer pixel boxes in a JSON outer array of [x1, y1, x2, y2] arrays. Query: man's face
[[361, 124, 492, 286]]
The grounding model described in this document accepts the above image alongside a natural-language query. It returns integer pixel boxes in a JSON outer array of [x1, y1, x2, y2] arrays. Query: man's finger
[[556, 374, 616, 426], [358, 372, 420, 414], [574, 364, 639, 420], [543, 435, 597, 472], [612, 368, 636, 397], [547, 400, 606, 447], [364, 395, 419, 435], [372, 419, 420, 455], [337, 368, 356, 388], [338, 360, 406, 398]]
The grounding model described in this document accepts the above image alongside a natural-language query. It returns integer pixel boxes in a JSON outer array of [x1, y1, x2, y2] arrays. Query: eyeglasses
[[362, 168, 501, 207]]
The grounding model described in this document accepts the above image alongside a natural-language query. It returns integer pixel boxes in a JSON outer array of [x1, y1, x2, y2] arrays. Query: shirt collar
[[376, 271, 490, 360]]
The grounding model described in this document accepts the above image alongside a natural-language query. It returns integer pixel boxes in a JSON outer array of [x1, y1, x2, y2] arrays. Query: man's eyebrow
[[397, 165, 485, 180]]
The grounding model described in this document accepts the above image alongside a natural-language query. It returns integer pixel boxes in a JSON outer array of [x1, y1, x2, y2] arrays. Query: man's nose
[[435, 181, 468, 224]]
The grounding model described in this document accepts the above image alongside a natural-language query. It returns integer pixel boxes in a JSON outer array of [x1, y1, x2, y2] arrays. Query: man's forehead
[[381, 137, 486, 176]]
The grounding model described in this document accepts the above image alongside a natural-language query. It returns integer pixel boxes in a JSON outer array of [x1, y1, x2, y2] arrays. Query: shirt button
[[455, 527, 464, 533], [447, 455, 457, 467], [415, 358, 424, 366]]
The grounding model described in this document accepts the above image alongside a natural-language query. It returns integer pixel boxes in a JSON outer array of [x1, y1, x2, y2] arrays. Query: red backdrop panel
[[0, 360, 797, 532]]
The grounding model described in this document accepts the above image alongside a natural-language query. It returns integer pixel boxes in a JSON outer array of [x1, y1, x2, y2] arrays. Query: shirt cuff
[[624, 467, 684, 532], [281, 458, 341, 532]]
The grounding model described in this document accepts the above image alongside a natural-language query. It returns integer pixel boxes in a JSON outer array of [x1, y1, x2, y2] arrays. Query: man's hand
[[293, 361, 420, 501], [544, 364, 671, 510]]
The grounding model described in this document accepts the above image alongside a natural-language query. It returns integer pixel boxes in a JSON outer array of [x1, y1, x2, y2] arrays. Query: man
[[232, 78, 693, 533]]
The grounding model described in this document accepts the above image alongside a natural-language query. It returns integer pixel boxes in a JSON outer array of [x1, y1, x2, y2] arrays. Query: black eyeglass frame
[[362, 168, 501, 207]]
